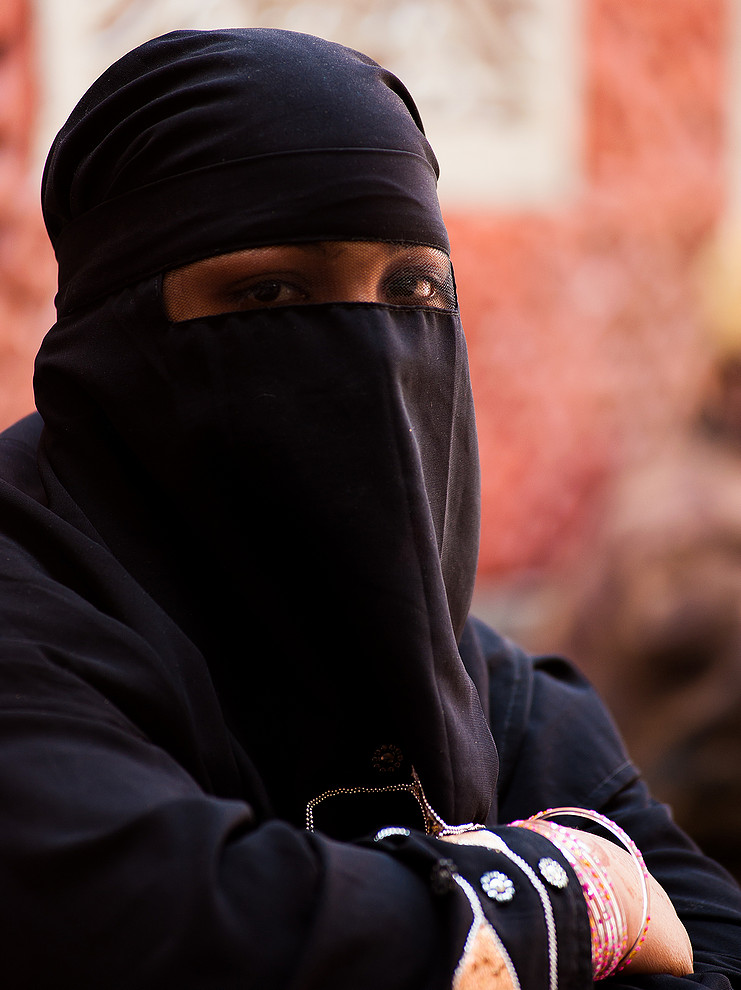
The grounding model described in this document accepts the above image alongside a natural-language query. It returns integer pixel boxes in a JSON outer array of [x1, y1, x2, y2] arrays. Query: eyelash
[[228, 279, 309, 307]]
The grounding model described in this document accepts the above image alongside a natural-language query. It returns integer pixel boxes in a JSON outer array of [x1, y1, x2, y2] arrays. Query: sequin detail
[[372, 743, 403, 772], [374, 826, 410, 841], [480, 870, 515, 902], [538, 857, 569, 889]]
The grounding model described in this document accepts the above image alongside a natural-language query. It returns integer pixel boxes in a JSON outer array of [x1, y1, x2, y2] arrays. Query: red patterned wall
[[450, 0, 726, 577], [0, 0, 55, 428]]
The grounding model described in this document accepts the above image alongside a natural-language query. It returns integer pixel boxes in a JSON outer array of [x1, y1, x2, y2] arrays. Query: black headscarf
[[34, 28, 498, 836]]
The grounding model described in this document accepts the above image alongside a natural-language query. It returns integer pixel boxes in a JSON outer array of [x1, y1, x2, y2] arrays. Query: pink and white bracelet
[[511, 808, 651, 980]]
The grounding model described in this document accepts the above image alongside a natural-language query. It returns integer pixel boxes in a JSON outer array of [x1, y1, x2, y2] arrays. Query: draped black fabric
[[2, 27, 741, 989], [34, 27, 498, 834]]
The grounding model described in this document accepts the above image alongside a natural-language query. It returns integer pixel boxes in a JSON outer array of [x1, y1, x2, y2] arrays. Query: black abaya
[[0, 26, 738, 989]]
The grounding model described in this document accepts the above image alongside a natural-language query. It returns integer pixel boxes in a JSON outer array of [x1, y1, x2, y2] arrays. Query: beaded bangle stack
[[514, 816, 628, 978], [511, 807, 651, 980]]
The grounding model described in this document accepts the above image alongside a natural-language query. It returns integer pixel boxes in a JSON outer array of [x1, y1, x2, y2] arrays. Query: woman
[[0, 27, 737, 988]]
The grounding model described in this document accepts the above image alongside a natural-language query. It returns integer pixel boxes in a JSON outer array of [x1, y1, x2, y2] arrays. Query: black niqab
[[34, 28, 498, 835]]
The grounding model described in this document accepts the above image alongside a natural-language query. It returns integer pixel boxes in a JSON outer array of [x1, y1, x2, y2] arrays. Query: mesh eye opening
[[162, 240, 457, 322]]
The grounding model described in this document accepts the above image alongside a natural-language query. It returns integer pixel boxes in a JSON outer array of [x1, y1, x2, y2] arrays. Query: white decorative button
[[538, 857, 569, 889], [480, 870, 515, 902]]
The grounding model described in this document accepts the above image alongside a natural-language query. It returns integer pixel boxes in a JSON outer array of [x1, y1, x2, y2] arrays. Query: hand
[[441, 828, 693, 978], [576, 830, 693, 976]]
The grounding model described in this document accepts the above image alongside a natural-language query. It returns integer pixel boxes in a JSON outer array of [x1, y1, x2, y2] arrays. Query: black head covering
[[43, 28, 449, 315], [34, 28, 498, 836]]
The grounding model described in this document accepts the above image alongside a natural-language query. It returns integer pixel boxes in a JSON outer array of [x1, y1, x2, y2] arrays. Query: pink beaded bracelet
[[522, 808, 651, 974], [514, 817, 629, 979]]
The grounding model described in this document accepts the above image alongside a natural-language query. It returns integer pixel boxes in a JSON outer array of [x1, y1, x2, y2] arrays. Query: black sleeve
[[0, 699, 593, 990], [0, 701, 453, 989], [467, 617, 741, 990]]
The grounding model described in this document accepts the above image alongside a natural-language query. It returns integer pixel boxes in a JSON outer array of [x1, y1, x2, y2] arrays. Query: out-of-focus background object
[[3, 0, 741, 879], [0, 0, 55, 425], [541, 224, 741, 882]]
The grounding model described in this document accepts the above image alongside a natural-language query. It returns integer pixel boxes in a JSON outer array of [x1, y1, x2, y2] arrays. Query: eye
[[382, 264, 456, 309], [227, 278, 310, 309]]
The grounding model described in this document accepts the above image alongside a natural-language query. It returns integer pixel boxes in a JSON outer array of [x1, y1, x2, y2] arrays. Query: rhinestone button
[[538, 857, 569, 889], [480, 870, 515, 902], [371, 743, 403, 772]]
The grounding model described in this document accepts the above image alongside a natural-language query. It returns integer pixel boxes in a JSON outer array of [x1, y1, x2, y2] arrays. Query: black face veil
[[34, 28, 499, 836]]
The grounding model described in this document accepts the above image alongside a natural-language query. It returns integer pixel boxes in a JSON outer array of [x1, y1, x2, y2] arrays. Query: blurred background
[[2, 0, 741, 878]]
